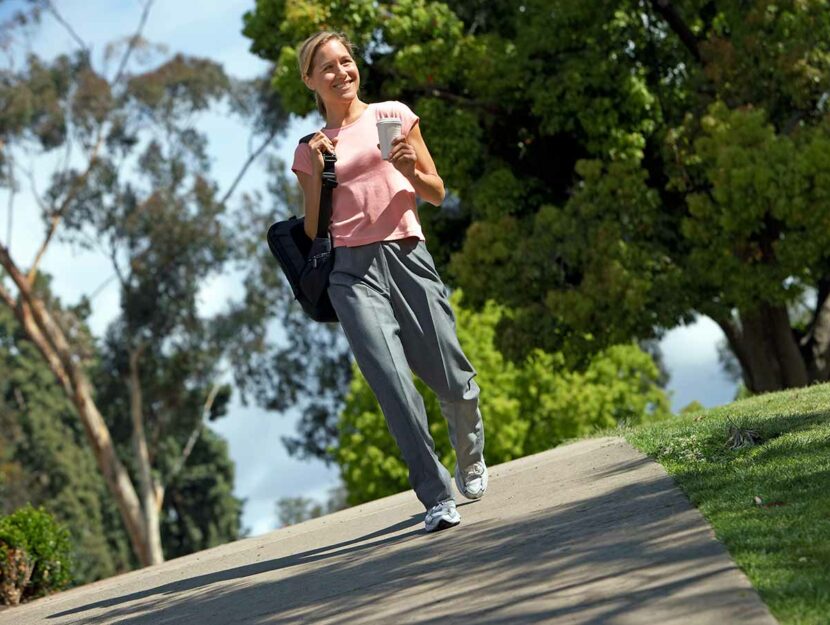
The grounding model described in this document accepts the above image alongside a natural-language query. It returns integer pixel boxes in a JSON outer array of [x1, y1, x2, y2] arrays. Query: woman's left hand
[[387, 135, 417, 180]]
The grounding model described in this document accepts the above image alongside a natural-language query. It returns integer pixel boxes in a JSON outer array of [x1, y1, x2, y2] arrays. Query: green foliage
[[0, 275, 244, 572], [0, 505, 73, 605], [0, 304, 132, 584], [679, 400, 705, 416], [336, 292, 669, 505], [243, 0, 830, 391], [127, 54, 229, 115], [159, 430, 244, 558], [0, 28, 288, 567], [243, 0, 379, 115], [667, 101, 830, 313]]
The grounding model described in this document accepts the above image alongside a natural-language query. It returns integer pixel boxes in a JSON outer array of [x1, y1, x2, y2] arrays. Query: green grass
[[623, 383, 830, 625]]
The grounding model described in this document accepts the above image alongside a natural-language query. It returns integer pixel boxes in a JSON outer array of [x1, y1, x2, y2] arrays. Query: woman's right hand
[[308, 131, 337, 174]]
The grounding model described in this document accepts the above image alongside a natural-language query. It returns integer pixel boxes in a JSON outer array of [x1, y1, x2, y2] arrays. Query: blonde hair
[[297, 31, 357, 119]]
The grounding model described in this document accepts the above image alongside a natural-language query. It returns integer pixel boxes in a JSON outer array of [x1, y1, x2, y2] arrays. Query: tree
[[225, 161, 353, 465], [0, 279, 247, 580], [242, 0, 830, 394], [275, 484, 348, 527], [0, 294, 132, 584], [276, 496, 324, 527], [0, 2, 287, 566], [336, 291, 669, 505]]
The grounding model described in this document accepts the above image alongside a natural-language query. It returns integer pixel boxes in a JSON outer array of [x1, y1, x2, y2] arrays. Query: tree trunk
[[128, 346, 165, 566], [0, 247, 155, 567], [801, 280, 830, 383], [716, 302, 810, 393]]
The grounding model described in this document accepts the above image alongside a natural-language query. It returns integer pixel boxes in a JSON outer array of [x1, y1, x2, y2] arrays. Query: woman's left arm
[[388, 124, 445, 206]]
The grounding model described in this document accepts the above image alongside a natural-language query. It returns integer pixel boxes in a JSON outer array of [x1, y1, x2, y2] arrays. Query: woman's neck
[[324, 98, 368, 128]]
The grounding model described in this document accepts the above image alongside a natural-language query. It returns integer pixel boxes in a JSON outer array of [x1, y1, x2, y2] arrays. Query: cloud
[[208, 398, 341, 537]]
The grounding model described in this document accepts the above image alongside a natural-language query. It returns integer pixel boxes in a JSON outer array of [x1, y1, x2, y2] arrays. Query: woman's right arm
[[296, 170, 322, 239], [295, 132, 337, 239]]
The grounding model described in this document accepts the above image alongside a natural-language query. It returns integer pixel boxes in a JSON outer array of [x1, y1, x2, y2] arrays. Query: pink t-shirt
[[291, 101, 424, 248]]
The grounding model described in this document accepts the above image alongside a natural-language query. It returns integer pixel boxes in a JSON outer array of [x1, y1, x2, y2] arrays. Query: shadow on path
[[45, 463, 761, 625]]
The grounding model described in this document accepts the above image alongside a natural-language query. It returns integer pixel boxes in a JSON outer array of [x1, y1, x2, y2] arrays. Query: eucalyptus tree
[[0, 300, 132, 583], [0, 2, 290, 566], [243, 0, 830, 393]]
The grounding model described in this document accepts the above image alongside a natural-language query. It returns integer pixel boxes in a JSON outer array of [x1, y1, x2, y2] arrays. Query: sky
[[0, 0, 737, 538]]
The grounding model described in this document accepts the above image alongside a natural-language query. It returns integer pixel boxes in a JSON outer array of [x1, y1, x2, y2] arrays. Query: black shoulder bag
[[266, 134, 339, 323]]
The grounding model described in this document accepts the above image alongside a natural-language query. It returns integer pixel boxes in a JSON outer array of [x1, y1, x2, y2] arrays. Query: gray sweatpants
[[328, 237, 485, 509]]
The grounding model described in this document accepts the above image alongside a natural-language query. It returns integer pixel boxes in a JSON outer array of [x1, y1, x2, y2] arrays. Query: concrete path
[[1, 437, 778, 624]]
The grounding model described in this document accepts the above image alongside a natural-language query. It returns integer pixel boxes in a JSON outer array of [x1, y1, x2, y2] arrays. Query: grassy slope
[[624, 383, 830, 625]]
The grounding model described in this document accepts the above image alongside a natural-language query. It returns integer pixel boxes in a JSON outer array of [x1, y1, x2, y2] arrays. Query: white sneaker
[[455, 460, 488, 500], [424, 499, 461, 532]]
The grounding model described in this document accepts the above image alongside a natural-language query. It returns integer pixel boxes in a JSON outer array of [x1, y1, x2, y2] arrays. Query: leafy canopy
[[243, 0, 830, 391]]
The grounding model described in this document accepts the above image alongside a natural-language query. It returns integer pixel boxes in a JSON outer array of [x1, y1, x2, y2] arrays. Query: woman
[[291, 31, 487, 532]]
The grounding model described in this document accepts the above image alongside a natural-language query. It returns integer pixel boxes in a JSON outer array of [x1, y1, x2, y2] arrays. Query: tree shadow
[[45, 466, 772, 625], [49, 513, 425, 619]]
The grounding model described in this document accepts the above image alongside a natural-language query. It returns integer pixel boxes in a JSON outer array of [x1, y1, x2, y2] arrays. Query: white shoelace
[[465, 462, 485, 479], [428, 501, 455, 518]]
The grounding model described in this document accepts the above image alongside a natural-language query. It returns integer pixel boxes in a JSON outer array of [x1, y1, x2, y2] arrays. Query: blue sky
[[0, 0, 736, 538]]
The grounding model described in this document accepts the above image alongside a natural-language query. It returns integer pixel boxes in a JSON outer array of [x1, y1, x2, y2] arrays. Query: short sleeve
[[291, 142, 313, 176], [395, 101, 420, 136], [373, 101, 420, 136]]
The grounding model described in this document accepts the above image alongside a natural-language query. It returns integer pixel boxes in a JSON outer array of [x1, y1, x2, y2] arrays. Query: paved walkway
[[1, 437, 778, 624]]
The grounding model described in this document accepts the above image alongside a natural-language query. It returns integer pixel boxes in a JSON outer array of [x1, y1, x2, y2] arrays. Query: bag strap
[[299, 133, 338, 240]]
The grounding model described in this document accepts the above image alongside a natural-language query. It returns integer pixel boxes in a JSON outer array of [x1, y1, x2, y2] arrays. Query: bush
[[0, 505, 73, 606]]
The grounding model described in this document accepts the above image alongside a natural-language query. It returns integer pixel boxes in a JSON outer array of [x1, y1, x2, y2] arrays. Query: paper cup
[[377, 118, 402, 160]]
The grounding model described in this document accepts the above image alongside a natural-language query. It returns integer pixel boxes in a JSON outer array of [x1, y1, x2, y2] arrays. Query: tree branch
[[43, 1, 90, 57], [167, 382, 222, 483], [26, 0, 155, 287], [26, 134, 104, 286], [0, 266, 75, 401], [20, 163, 48, 214], [127, 341, 164, 563], [5, 152, 15, 248], [104, 233, 129, 289], [1, 239, 63, 356], [112, 0, 155, 85], [650, 0, 703, 64], [219, 129, 278, 206], [2, 234, 150, 567], [410, 85, 500, 114], [0, 279, 16, 310], [88, 273, 118, 301]]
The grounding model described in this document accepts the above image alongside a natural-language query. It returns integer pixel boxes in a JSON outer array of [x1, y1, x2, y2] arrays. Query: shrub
[[0, 505, 73, 606]]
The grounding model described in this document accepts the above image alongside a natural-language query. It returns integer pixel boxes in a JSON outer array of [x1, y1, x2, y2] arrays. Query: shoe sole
[[455, 464, 488, 501], [425, 516, 461, 533]]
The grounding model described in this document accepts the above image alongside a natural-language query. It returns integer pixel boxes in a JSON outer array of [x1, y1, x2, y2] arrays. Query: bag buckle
[[322, 171, 338, 189]]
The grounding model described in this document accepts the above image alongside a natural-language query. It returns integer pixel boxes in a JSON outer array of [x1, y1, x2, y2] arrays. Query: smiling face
[[303, 38, 360, 105]]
